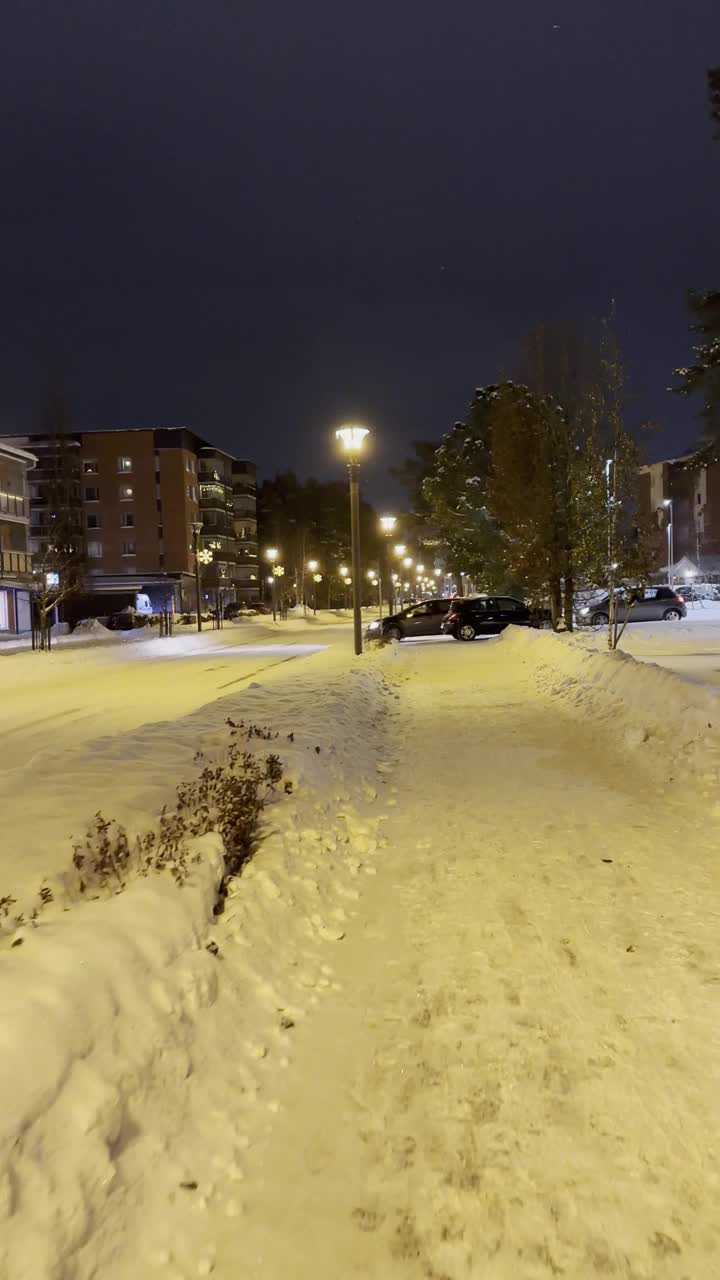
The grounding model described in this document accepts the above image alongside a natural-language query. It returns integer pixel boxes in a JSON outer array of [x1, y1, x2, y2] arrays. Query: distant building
[[640, 452, 720, 579], [232, 459, 259, 601], [0, 428, 258, 612], [0, 440, 36, 633]]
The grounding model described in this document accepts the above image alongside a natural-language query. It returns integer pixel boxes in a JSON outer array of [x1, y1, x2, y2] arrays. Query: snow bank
[[0, 650, 399, 1279], [0, 835, 224, 1280], [501, 625, 720, 789]]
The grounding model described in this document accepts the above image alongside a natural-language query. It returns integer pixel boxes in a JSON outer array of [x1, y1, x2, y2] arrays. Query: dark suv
[[441, 595, 531, 640]]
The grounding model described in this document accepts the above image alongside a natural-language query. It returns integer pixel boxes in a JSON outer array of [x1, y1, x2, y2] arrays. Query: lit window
[[84, 486, 100, 501], [117, 456, 133, 473], [86, 513, 101, 530], [83, 460, 98, 474], [119, 485, 134, 501], [121, 539, 136, 557], [121, 512, 135, 527], [87, 540, 103, 559]]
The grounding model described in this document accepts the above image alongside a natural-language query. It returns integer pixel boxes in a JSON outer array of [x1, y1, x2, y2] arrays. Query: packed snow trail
[[209, 639, 720, 1279]]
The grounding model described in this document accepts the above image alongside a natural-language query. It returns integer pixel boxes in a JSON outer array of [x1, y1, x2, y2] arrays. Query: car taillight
[[676, 595, 684, 604], [447, 612, 460, 622]]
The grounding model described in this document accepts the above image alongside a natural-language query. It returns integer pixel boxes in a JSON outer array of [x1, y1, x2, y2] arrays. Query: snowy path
[[210, 641, 720, 1279]]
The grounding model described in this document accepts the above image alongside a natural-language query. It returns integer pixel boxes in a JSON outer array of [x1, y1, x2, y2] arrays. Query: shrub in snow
[[0, 722, 286, 938], [68, 720, 284, 903]]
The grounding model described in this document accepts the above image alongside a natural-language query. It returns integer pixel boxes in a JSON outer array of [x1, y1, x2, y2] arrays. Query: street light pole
[[664, 498, 674, 584], [265, 548, 279, 621], [191, 520, 203, 633], [379, 515, 397, 616], [336, 425, 370, 656]]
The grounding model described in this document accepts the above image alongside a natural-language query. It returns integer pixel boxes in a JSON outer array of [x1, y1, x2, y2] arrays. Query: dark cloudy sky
[[1, 0, 719, 501]]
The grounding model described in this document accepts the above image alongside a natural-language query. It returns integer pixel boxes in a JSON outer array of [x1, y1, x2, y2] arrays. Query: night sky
[[1, 1, 719, 502]]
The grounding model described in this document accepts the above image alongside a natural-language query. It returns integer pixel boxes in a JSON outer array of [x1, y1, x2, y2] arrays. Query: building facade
[[1, 428, 258, 612], [232, 459, 259, 602], [640, 452, 720, 578], [0, 441, 36, 633]]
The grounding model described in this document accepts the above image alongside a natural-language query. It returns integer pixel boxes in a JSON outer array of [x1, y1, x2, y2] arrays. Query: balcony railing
[[0, 548, 33, 578], [0, 492, 28, 519]]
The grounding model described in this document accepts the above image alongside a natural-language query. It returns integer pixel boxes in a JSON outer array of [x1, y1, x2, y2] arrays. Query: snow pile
[[70, 617, 112, 637], [501, 625, 720, 789], [0, 649, 399, 1280]]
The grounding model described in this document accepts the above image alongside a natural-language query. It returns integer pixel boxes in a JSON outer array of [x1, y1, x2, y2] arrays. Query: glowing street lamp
[[265, 547, 280, 621], [402, 556, 413, 569], [336, 424, 370, 655], [377, 515, 398, 615], [663, 497, 674, 585], [393, 543, 406, 558]]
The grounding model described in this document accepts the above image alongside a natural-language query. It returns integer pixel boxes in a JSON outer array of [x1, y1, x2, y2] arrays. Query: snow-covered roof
[[0, 439, 37, 468]]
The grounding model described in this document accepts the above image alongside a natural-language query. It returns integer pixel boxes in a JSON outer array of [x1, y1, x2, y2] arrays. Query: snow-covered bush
[[3, 721, 286, 935]]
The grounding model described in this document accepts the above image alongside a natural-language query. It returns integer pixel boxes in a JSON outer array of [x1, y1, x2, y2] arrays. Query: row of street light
[[260, 423, 448, 654]]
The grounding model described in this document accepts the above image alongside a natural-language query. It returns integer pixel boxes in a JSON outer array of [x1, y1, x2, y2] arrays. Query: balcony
[[0, 491, 28, 520], [0, 548, 33, 579]]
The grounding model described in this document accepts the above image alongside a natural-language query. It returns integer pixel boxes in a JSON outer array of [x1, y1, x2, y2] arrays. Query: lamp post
[[367, 568, 382, 616], [663, 498, 674, 585], [307, 560, 320, 613], [265, 547, 279, 621], [379, 515, 397, 615], [191, 520, 204, 632], [336, 424, 369, 655]]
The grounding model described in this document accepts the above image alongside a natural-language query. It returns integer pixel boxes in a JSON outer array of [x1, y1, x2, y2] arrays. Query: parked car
[[365, 598, 454, 641], [576, 586, 686, 626], [441, 595, 532, 640]]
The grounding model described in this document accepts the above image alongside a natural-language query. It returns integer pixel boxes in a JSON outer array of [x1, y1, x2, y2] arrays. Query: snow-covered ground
[[3, 622, 720, 1277], [574, 600, 720, 689]]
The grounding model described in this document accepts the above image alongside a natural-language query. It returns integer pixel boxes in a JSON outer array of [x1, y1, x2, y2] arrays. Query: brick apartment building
[[0, 440, 36, 633], [640, 451, 720, 579], [0, 428, 258, 613]]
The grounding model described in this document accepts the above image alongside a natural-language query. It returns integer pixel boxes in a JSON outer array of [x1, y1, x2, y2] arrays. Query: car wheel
[[386, 625, 403, 641], [591, 612, 609, 626], [663, 608, 682, 621], [458, 623, 476, 641]]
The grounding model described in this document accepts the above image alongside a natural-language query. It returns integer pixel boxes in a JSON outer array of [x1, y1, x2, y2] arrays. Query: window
[[86, 513, 101, 530], [119, 485, 134, 501], [87, 540, 103, 559], [121, 512, 135, 528], [156, 498, 162, 513], [187, 484, 197, 501], [121, 539, 136, 557], [83, 460, 98, 474], [84, 486, 100, 501], [117, 456, 133, 473], [498, 597, 525, 612]]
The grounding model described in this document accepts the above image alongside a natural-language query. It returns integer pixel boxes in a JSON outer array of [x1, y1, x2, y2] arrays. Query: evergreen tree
[[421, 394, 505, 589], [674, 69, 720, 450], [675, 290, 720, 449]]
